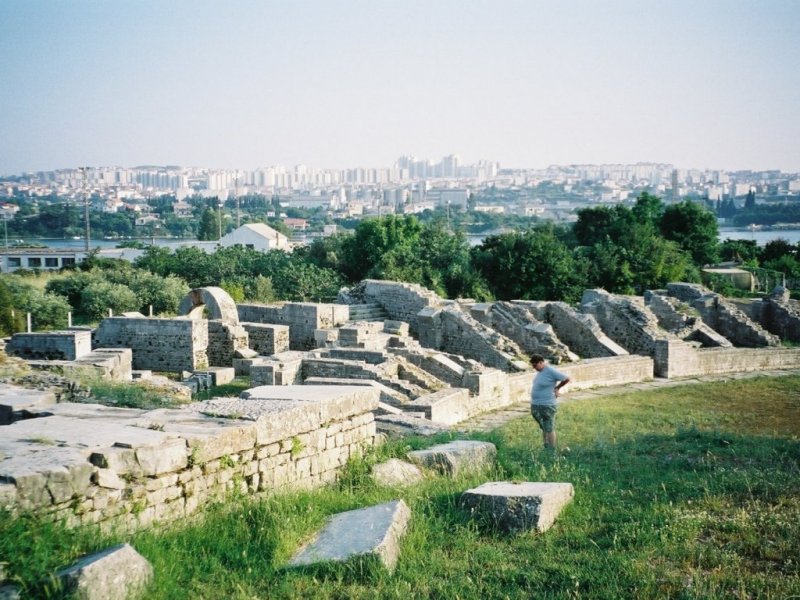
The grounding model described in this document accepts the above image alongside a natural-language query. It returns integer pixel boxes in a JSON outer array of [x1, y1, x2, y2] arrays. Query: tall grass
[[2, 376, 799, 598]]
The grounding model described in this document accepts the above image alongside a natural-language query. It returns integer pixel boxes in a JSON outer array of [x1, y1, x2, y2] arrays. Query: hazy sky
[[1, 0, 798, 175]]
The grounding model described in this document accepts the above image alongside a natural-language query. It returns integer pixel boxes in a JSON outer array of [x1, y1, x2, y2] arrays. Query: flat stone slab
[[0, 384, 57, 424], [371, 458, 424, 487], [407, 440, 496, 476], [288, 499, 410, 572], [461, 481, 574, 533], [374, 414, 451, 437], [56, 543, 153, 600]]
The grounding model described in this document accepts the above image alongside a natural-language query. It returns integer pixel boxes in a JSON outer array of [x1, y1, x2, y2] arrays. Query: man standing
[[530, 354, 570, 451]]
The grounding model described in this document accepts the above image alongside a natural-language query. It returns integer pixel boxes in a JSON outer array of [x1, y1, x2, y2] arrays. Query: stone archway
[[178, 287, 240, 325]]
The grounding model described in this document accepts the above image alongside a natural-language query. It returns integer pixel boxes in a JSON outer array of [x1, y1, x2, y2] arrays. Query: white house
[[219, 223, 290, 252]]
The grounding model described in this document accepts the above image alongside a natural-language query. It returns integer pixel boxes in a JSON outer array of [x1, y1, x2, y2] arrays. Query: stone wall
[[762, 298, 800, 343], [666, 283, 780, 348], [238, 303, 349, 350], [581, 289, 673, 356], [206, 321, 249, 366], [475, 302, 576, 363], [242, 323, 290, 356], [558, 356, 654, 390], [94, 317, 208, 372], [536, 301, 628, 359], [0, 385, 379, 532], [362, 280, 442, 335], [6, 330, 92, 361], [25, 349, 133, 383], [654, 339, 800, 378], [645, 292, 732, 348], [418, 306, 528, 372]]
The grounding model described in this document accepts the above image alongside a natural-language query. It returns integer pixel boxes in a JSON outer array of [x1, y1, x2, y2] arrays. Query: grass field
[[2, 375, 799, 599]]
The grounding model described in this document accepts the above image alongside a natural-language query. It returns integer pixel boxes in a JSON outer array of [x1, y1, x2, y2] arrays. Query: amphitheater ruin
[[3, 278, 800, 537]]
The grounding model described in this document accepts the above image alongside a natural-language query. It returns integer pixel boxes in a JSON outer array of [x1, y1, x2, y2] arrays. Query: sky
[[1, 0, 799, 175]]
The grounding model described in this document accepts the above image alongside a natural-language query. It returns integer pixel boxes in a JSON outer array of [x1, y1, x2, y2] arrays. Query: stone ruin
[[5, 278, 800, 594], [4, 278, 800, 540]]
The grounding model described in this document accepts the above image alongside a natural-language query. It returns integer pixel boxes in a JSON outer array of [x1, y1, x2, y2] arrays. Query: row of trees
[[8, 193, 800, 337]]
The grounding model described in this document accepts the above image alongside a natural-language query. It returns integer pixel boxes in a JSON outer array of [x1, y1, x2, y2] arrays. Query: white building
[[219, 223, 290, 252]]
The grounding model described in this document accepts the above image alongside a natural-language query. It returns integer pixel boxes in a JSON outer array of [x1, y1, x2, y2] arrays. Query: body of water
[[717, 227, 800, 246], [12, 228, 800, 251]]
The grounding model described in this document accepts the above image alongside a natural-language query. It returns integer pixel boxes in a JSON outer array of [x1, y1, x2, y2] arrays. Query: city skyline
[[1, 0, 799, 176]]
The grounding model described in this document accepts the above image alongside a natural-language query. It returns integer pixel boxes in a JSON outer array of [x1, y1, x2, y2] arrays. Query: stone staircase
[[347, 303, 389, 322]]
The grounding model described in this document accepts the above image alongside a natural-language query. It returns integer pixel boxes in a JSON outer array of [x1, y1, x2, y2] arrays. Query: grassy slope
[[2, 376, 799, 599]]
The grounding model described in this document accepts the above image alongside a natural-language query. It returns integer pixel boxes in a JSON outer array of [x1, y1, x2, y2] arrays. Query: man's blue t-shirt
[[531, 365, 569, 406]]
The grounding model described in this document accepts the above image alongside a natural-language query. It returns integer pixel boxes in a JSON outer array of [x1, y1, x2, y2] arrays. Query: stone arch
[[178, 287, 240, 324]]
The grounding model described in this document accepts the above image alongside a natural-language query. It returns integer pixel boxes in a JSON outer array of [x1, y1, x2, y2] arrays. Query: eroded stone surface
[[288, 499, 410, 572], [56, 543, 153, 600], [371, 458, 424, 487], [407, 440, 496, 476], [461, 481, 574, 533]]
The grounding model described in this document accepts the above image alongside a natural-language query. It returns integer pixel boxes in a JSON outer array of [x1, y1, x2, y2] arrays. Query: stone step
[[347, 303, 390, 323]]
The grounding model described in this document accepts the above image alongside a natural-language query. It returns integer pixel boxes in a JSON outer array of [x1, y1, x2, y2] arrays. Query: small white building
[[219, 223, 290, 252]]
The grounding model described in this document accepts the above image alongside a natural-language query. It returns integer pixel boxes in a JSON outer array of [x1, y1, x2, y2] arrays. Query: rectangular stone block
[[461, 481, 574, 533]]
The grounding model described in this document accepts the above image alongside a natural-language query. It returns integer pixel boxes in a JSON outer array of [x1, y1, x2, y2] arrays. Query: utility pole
[[79, 167, 90, 252], [3, 214, 8, 249], [217, 201, 223, 240], [235, 175, 240, 228]]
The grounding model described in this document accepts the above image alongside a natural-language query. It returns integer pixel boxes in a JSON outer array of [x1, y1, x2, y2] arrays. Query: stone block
[[55, 543, 153, 600], [409, 388, 471, 425], [135, 439, 188, 476], [460, 481, 574, 533], [371, 459, 425, 487], [407, 440, 496, 477], [195, 367, 236, 386], [383, 321, 409, 336], [0, 383, 56, 425], [288, 499, 410, 573]]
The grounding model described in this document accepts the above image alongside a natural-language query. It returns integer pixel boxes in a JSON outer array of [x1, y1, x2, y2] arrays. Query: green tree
[[0, 278, 24, 335], [4, 276, 70, 330], [659, 200, 720, 265], [471, 225, 588, 302], [198, 208, 220, 241], [719, 238, 759, 264], [80, 281, 140, 320], [573, 205, 634, 247]]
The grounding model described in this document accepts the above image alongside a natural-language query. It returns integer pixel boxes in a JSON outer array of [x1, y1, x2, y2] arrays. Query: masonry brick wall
[[94, 317, 208, 372], [0, 387, 379, 532], [6, 331, 92, 361], [238, 303, 348, 350], [654, 339, 800, 378]]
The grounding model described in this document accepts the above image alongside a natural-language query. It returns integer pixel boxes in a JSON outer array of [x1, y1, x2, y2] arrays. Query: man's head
[[531, 354, 545, 371]]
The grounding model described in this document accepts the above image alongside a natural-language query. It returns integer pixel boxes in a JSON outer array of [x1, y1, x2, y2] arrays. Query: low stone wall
[[0, 385, 379, 531], [559, 355, 654, 390], [238, 303, 349, 350], [44, 348, 132, 381], [6, 330, 92, 361], [94, 317, 208, 373], [654, 340, 800, 378]]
